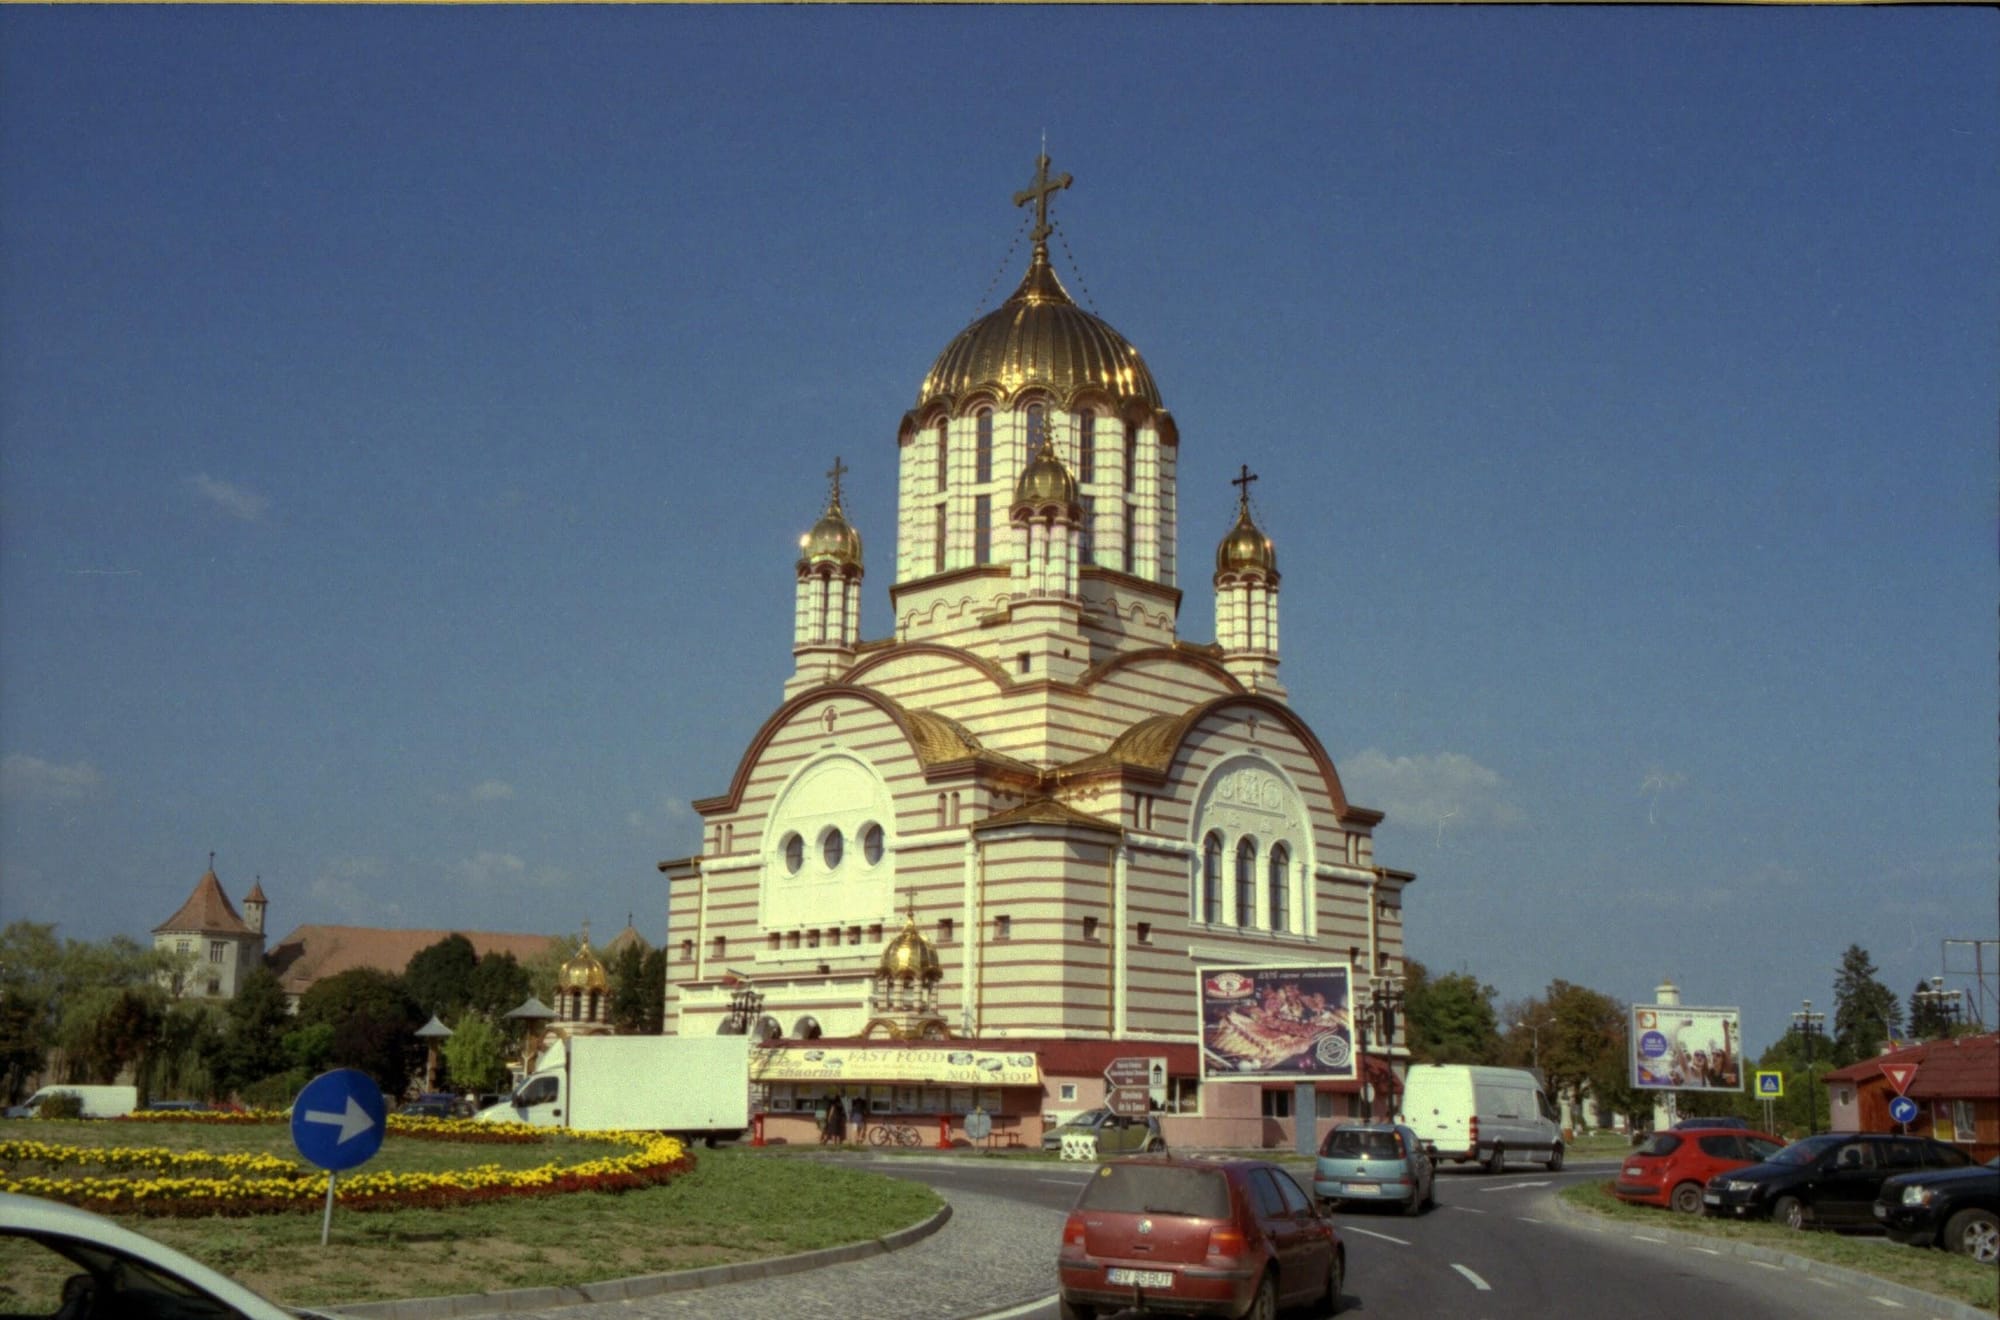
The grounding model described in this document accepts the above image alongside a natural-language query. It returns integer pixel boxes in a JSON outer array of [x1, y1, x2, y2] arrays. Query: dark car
[[1312, 1123, 1434, 1215], [1671, 1115, 1749, 1130], [1617, 1126, 1785, 1213], [1058, 1156, 1343, 1320], [1873, 1155, 1999, 1264], [1703, 1132, 1975, 1229]]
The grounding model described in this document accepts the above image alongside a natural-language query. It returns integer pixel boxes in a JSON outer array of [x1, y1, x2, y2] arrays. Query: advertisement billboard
[[1631, 1005, 1743, 1091], [1198, 963, 1356, 1081]]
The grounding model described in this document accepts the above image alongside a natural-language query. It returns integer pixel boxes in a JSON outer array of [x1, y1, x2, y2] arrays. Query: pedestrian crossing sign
[[1755, 1070, 1784, 1098]]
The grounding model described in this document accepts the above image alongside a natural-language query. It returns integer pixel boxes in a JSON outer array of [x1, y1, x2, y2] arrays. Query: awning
[[753, 1044, 1041, 1086]]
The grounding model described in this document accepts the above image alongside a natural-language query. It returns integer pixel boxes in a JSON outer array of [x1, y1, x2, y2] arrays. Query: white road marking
[[1748, 1260, 1783, 1271], [1341, 1226, 1411, 1246], [1445, 1204, 1487, 1214], [1478, 1180, 1552, 1192], [1690, 1247, 1719, 1255], [982, 1296, 1055, 1320], [1451, 1264, 1492, 1291], [1633, 1235, 1666, 1244], [1809, 1278, 1837, 1289], [1517, 1216, 1544, 1224], [1037, 1177, 1089, 1186], [1869, 1299, 1905, 1309]]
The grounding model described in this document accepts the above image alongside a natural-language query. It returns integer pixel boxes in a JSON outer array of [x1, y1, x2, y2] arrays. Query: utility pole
[[1791, 1000, 1825, 1136]]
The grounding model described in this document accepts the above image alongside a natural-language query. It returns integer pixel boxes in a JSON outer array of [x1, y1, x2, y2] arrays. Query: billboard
[[1198, 963, 1356, 1081], [1631, 1005, 1743, 1091]]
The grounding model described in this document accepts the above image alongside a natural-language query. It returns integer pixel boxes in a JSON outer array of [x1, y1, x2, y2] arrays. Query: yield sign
[[1880, 1062, 1918, 1095]]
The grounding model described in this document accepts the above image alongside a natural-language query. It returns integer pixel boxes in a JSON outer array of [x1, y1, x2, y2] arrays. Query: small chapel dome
[[559, 937, 609, 993], [876, 913, 942, 985], [1215, 498, 1278, 580], [799, 500, 862, 570], [1014, 437, 1078, 510]]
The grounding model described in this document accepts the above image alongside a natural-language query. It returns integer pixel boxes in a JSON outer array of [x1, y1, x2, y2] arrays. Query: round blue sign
[[290, 1068, 387, 1172], [1638, 1030, 1670, 1059], [1887, 1095, 1919, 1126]]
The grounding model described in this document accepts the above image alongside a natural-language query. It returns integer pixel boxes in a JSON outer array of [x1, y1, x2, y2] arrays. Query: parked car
[[1873, 1155, 2000, 1264], [1042, 1108, 1165, 1155], [1312, 1122, 1434, 1215], [0, 1191, 336, 1319], [1617, 1126, 1785, 1213], [1671, 1115, 1750, 1130], [1703, 1132, 1976, 1229], [1057, 1156, 1343, 1320]]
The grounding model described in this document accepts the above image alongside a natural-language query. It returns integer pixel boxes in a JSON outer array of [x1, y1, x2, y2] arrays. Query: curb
[[324, 1202, 953, 1320], [1546, 1193, 1990, 1320]]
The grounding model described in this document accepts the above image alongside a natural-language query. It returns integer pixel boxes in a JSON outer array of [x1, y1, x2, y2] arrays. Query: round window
[[783, 834, 805, 874], [821, 828, 844, 869], [862, 823, 885, 866]]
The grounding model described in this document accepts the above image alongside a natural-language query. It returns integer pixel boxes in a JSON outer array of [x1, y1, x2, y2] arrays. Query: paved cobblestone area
[[498, 1178, 1059, 1320]]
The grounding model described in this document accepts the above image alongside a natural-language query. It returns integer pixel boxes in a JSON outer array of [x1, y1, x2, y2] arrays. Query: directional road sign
[[1887, 1095, 1919, 1125], [291, 1068, 387, 1173], [1106, 1085, 1150, 1118], [1104, 1057, 1151, 1087], [1754, 1071, 1784, 1098], [1881, 1062, 1918, 1095]]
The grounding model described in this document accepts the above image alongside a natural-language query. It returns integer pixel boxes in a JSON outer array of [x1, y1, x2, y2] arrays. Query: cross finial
[[208, 850, 216, 872], [1231, 463, 1259, 507], [1013, 151, 1072, 248], [826, 455, 848, 507], [580, 918, 591, 947]]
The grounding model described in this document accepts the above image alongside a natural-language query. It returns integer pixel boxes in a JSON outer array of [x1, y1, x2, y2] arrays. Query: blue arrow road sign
[[291, 1068, 386, 1172], [1888, 1095, 1919, 1125]]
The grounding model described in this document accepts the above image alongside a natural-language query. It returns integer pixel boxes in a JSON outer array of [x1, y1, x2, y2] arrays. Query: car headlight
[[1723, 1180, 1758, 1193], [1900, 1185, 1936, 1207]]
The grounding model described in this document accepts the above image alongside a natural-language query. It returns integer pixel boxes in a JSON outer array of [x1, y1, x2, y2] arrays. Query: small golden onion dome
[[559, 938, 609, 993], [1216, 500, 1278, 579], [920, 246, 1162, 414], [798, 498, 862, 571], [877, 914, 942, 984], [1014, 438, 1078, 509]]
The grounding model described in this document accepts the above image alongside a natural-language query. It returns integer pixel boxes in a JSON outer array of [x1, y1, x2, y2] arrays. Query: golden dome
[[559, 938, 609, 993], [1215, 498, 1278, 580], [1014, 437, 1078, 510], [799, 457, 862, 571], [876, 913, 942, 985]]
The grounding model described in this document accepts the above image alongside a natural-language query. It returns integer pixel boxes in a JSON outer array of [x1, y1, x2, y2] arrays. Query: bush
[[240, 1070, 310, 1110], [37, 1092, 85, 1120]]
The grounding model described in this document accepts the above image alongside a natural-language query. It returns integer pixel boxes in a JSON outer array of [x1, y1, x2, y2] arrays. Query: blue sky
[[3, 7, 1995, 1051]]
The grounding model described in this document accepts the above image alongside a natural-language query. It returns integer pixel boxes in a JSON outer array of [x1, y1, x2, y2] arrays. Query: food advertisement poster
[[1198, 964, 1355, 1081], [1630, 1005, 1743, 1091]]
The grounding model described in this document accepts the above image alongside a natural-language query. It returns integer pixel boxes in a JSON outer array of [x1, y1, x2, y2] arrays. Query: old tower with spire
[[661, 157, 1411, 1119]]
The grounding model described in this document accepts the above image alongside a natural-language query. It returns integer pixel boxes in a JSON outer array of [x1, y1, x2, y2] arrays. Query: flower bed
[[1, 1122, 689, 1218]]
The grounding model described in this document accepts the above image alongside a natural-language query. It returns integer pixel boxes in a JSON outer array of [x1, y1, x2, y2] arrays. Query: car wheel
[[1485, 1144, 1505, 1174], [1248, 1271, 1277, 1320], [1319, 1196, 1343, 1214], [1401, 1189, 1423, 1217], [1545, 1142, 1564, 1172], [1772, 1194, 1806, 1231], [1944, 1207, 2000, 1265], [1144, 1138, 1165, 1153], [1324, 1247, 1345, 1315], [1670, 1182, 1703, 1215]]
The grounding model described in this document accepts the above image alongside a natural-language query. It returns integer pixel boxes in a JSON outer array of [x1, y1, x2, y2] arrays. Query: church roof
[[972, 795, 1122, 836], [1215, 493, 1278, 580], [265, 926, 555, 999], [153, 868, 254, 937], [799, 460, 863, 572], [604, 922, 650, 956]]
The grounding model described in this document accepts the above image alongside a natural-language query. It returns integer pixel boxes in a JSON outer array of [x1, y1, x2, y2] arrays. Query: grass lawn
[[1561, 1177, 1997, 1314], [2, 1125, 941, 1309]]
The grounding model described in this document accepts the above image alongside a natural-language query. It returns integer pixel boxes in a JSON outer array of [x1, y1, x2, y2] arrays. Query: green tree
[[1755, 1029, 1831, 1138], [1403, 960, 1500, 1063], [296, 968, 423, 1097], [404, 934, 479, 1016], [439, 1013, 512, 1093], [211, 966, 293, 1095], [141, 1002, 224, 1101], [522, 935, 580, 1004], [73, 988, 162, 1084], [638, 948, 667, 1035], [609, 942, 649, 1033], [1832, 944, 1902, 1064], [1905, 980, 1957, 1041], [467, 951, 533, 1018], [1538, 980, 1643, 1126]]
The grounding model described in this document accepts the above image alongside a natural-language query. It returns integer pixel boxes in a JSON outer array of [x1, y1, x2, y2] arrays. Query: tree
[[1403, 960, 1500, 1063], [1832, 945, 1902, 1065], [439, 1013, 512, 1093], [522, 935, 580, 1004], [140, 1002, 223, 1101], [467, 951, 533, 1018], [212, 966, 293, 1095], [1537, 980, 1643, 1127], [638, 948, 667, 1035], [296, 968, 423, 1097], [404, 934, 479, 1017], [74, 988, 161, 1084], [609, 942, 649, 1033]]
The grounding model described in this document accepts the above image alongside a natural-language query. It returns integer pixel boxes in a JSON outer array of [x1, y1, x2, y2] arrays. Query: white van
[[1400, 1065, 1562, 1172], [4, 1085, 139, 1120]]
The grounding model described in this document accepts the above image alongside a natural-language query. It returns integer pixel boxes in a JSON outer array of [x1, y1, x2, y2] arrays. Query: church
[[660, 157, 1413, 1149]]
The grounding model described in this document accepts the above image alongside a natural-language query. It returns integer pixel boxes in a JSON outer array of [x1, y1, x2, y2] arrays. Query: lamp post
[[414, 1015, 453, 1095], [1914, 976, 1966, 1036], [1358, 976, 1406, 1122], [1791, 999, 1826, 1136], [1515, 1018, 1554, 1075]]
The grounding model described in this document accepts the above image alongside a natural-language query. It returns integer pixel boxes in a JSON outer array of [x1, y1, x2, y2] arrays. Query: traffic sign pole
[[321, 1172, 337, 1248]]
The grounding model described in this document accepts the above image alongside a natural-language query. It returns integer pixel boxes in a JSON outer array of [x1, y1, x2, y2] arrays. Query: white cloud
[[448, 852, 568, 893], [306, 856, 398, 923], [626, 794, 695, 835], [1, 754, 105, 804], [1341, 748, 1524, 834], [468, 780, 515, 802], [187, 474, 270, 522]]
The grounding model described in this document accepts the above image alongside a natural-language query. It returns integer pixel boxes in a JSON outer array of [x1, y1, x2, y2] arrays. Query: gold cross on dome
[[826, 455, 848, 504], [1232, 463, 1259, 505], [1013, 152, 1072, 246]]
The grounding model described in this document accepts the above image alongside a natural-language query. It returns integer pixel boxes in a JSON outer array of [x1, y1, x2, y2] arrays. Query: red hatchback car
[[1058, 1156, 1344, 1320], [1616, 1126, 1786, 1214]]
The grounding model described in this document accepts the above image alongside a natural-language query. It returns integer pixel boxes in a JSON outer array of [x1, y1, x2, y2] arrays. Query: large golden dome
[[1215, 498, 1278, 580], [559, 938, 609, 993], [877, 913, 942, 985]]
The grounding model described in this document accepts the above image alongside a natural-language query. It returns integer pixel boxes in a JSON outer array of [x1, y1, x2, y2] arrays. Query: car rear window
[[1696, 1135, 1741, 1158], [1078, 1164, 1231, 1218], [1324, 1129, 1403, 1159], [1636, 1134, 1683, 1157]]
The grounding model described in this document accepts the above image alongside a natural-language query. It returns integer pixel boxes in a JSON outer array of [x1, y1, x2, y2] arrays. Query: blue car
[[1313, 1122, 1435, 1215]]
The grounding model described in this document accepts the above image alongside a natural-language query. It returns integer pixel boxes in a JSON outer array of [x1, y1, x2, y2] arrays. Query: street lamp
[[1357, 976, 1406, 1122], [1791, 999, 1826, 1136], [1515, 1018, 1554, 1074], [1915, 976, 1966, 1036]]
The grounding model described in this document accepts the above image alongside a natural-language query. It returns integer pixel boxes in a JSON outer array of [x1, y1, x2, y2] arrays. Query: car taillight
[[1469, 1116, 1479, 1147], [1206, 1226, 1248, 1259], [1061, 1213, 1088, 1250]]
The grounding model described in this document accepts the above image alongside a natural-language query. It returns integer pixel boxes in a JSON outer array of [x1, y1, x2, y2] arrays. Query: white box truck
[[476, 1035, 750, 1142], [1401, 1064, 1564, 1172], [4, 1085, 139, 1120]]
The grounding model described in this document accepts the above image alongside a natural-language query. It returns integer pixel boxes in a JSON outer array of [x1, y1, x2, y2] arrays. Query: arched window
[[1027, 402, 1047, 454], [1268, 843, 1291, 932], [975, 409, 993, 483], [935, 419, 948, 492], [1202, 833, 1224, 924], [1235, 838, 1258, 928], [1078, 411, 1095, 482], [1124, 421, 1138, 491]]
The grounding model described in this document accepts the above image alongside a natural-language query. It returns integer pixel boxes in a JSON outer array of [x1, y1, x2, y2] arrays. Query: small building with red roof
[[151, 856, 267, 1000], [1823, 1032, 1998, 1163]]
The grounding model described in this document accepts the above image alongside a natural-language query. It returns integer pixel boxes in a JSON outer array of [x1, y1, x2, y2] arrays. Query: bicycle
[[867, 1122, 923, 1148]]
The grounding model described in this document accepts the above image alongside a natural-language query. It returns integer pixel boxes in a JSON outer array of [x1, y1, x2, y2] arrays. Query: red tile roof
[[152, 870, 254, 936], [1821, 1032, 1998, 1100], [265, 925, 556, 998]]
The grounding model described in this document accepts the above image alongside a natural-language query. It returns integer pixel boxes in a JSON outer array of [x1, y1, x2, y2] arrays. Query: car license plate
[[1343, 1183, 1378, 1195], [1107, 1268, 1173, 1288], [1702, 1192, 1720, 1205]]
